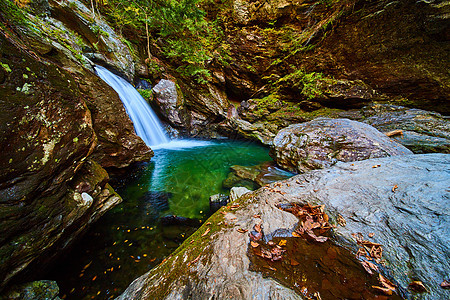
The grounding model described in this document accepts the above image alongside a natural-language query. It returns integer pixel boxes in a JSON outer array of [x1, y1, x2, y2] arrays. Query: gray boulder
[[361, 104, 450, 154], [271, 118, 413, 173], [152, 79, 184, 127], [118, 154, 449, 299]]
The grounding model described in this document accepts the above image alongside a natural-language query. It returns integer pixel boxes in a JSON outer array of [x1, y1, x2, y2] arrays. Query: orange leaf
[[392, 185, 398, 192], [278, 239, 287, 246], [290, 258, 300, 266], [408, 281, 427, 293], [372, 285, 393, 295], [237, 228, 248, 233], [292, 231, 301, 237], [201, 228, 210, 237], [250, 241, 259, 248]]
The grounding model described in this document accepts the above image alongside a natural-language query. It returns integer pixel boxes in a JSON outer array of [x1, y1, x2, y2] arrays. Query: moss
[[138, 89, 152, 101], [140, 193, 256, 298]]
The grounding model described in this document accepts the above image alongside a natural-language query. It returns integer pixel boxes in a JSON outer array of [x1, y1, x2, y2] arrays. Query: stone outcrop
[[361, 104, 450, 154], [0, 16, 150, 289], [118, 154, 450, 299], [271, 118, 413, 173]]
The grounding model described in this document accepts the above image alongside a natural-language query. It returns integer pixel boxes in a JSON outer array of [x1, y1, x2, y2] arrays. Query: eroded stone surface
[[118, 154, 449, 300], [271, 118, 413, 173]]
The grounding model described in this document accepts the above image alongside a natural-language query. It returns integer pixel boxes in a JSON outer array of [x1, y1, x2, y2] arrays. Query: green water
[[50, 139, 273, 299]]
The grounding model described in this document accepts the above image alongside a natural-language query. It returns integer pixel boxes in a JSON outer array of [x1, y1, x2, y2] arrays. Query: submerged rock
[[118, 154, 449, 299], [209, 194, 229, 212], [3, 280, 60, 300], [271, 118, 413, 173]]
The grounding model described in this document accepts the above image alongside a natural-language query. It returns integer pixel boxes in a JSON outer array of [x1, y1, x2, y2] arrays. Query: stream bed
[[48, 139, 275, 299]]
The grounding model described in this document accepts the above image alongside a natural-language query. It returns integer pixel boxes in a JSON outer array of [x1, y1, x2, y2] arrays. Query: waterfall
[[94, 65, 170, 146]]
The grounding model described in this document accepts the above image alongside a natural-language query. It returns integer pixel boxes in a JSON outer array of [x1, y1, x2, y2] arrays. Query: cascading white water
[[94, 65, 170, 146]]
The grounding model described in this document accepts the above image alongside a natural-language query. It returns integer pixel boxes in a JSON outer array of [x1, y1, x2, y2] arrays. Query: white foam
[[151, 139, 215, 150]]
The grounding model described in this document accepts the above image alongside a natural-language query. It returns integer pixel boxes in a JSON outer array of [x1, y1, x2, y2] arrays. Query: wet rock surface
[[118, 154, 449, 299], [0, 28, 143, 289], [2, 280, 61, 300], [271, 118, 413, 173]]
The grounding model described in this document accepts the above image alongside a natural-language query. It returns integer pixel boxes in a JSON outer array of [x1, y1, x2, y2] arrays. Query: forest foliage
[[99, 0, 226, 83]]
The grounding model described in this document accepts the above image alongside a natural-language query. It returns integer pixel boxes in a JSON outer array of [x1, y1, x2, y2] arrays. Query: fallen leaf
[[268, 241, 275, 246], [372, 164, 381, 168], [201, 228, 211, 237], [253, 214, 261, 218], [187, 254, 201, 266], [392, 185, 398, 192], [92, 276, 97, 281], [263, 265, 277, 271], [440, 280, 450, 289], [205, 222, 211, 226], [368, 232, 375, 238], [278, 239, 287, 246], [379, 274, 397, 291], [292, 231, 302, 237], [237, 228, 248, 233], [290, 258, 300, 266], [254, 223, 262, 233], [190, 240, 195, 244], [360, 261, 374, 274], [337, 214, 346, 227], [372, 285, 393, 295], [385, 129, 403, 137], [408, 281, 427, 293], [250, 241, 259, 248]]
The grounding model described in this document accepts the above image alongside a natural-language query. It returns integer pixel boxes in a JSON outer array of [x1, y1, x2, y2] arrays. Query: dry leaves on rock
[[280, 203, 331, 243], [249, 223, 263, 241]]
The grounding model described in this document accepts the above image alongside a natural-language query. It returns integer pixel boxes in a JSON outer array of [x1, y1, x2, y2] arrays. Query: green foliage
[[274, 69, 332, 99], [138, 89, 153, 100], [1, 62, 12, 72], [0, 0, 30, 28], [102, 0, 227, 83]]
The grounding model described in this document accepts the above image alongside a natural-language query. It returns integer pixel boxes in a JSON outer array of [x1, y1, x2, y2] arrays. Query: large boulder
[[152, 79, 185, 127], [271, 118, 413, 173], [361, 104, 450, 154], [118, 154, 449, 299]]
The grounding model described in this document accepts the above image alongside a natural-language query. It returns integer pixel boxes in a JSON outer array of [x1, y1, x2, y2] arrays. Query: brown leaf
[[372, 285, 393, 295], [250, 241, 260, 248], [263, 265, 277, 271], [292, 231, 301, 237], [440, 280, 450, 289], [372, 164, 381, 168], [323, 213, 329, 222], [237, 228, 248, 233], [337, 214, 346, 227], [379, 274, 397, 291], [392, 185, 398, 192], [385, 129, 403, 137], [229, 204, 240, 209], [201, 228, 210, 237], [253, 214, 261, 218], [408, 281, 427, 293], [360, 261, 374, 275], [290, 258, 300, 266], [205, 222, 211, 226], [187, 254, 201, 266], [268, 241, 275, 246], [254, 223, 262, 233], [368, 232, 375, 238]]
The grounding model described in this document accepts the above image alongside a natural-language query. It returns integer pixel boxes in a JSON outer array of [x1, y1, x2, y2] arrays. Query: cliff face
[[137, 0, 448, 140], [0, 0, 152, 289]]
